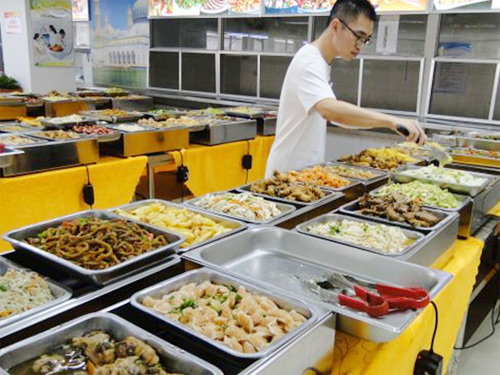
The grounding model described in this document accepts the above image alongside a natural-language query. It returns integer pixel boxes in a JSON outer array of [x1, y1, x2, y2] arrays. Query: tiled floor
[[456, 306, 500, 375]]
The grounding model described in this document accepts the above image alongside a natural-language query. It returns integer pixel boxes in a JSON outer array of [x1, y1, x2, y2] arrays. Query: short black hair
[[326, 0, 377, 29]]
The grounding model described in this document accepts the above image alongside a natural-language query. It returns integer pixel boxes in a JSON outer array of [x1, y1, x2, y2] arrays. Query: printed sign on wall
[[30, 0, 74, 67]]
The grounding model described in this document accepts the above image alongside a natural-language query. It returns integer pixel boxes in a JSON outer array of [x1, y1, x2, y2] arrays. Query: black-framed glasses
[[338, 18, 372, 46]]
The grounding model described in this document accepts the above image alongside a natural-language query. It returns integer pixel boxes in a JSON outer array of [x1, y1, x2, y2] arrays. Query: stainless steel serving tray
[[183, 227, 452, 342], [257, 116, 277, 136], [111, 199, 247, 253], [296, 213, 426, 257], [0, 312, 222, 375], [237, 182, 337, 207], [392, 164, 492, 196], [185, 192, 296, 225], [369, 184, 473, 238], [99, 125, 189, 157], [29, 130, 94, 142], [80, 110, 144, 123], [40, 116, 97, 129], [131, 268, 320, 359], [0, 257, 72, 330], [338, 198, 455, 232], [449, 147, 500, 169], [2, 210, 184, 285], [143, 109, 186, 120], [0, 124, 36, 134], [190, 119, 257, 145], [0, 147, 24, 168], [454, 131, 500, 152], [224, 109, 266, 119], [320, 161, 389, 184]]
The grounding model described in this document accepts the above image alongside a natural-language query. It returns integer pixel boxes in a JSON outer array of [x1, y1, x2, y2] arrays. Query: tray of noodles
[[2, 210, 184, 285]]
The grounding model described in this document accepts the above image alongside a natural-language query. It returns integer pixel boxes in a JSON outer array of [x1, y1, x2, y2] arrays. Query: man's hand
[[393, 119, 427, 146]]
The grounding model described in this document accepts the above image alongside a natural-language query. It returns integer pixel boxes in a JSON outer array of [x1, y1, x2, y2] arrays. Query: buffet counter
[[312, 236, 483, 375], [0, 156, 147, 251]]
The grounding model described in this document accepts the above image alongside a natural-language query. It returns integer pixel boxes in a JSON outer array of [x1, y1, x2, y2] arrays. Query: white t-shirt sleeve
[[296, 62, 336, 115]]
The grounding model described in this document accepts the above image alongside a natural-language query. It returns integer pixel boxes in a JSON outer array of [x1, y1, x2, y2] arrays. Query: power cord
[[454, 265, 500, 350], [83, 164, 94, 209], [414, 301, 443, 375], [242, 140, 252, 185], [176, 151, 189, 203]]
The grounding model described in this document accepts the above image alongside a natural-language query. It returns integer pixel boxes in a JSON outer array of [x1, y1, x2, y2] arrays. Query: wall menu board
[[149, 0, 261, 16], [149, 0, 426, 16]]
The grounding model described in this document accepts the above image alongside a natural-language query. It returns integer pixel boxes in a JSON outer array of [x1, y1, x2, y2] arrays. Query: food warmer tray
[[224, 109, 267, 119], [112, 199, 248, 253], [338, 197, 457, 232], [80, 110, 144, 123], [392, 164, 493, 197], [0, 123, 37, 134], [99, 125, 189, 157], [111, 96, 155, 112], [0, 96, 24, 105], [291, 167, 365, 201], [300, 211, 459, 267], [131, 268, 322, 359], [448, 131, 500, 152], [142, 109, 186, 121], [3, 210, 184, 286], [91, 296, 335, 375], [449, 147, 500, 169], [0, 135, 99, 177], [369, 185, 473, 238], [0, 251, 182, 345], [0, 312, 223, 375], [184, 192, 296, 225], [237, 183, 339, 207], [40, 117, 97, 129], [190, 118, 257, 145], [183, 227, 452, 342], [320, 161, 390, 191], [296, 213, 426, 258], [0, 257, 72, 330], [257, 116, 277, 136], [0, 147, 24, 168]]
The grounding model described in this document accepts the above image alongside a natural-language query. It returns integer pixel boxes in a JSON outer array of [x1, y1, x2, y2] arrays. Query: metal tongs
[[396, 124, 452, 166], [302, 272, 430, 318]]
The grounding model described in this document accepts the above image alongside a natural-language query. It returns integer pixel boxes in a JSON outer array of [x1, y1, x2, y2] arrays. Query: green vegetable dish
[[375, 181, 460, 209]]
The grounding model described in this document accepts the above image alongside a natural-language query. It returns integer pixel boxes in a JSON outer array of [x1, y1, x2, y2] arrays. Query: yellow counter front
[[310, 237, 483, 375], [0, 156, 147, 252]]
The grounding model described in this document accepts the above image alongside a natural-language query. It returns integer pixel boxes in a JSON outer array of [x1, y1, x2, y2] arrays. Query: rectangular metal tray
[[455, 132, 500, 152], [40, 117, 97, 129], [338, 198, 455, 232], [257, 116, 277, 136], [0, 124, 36, 134], [295, 213, 426, 257], [112, 199, 248, 253], [320, 161, 389, 183], [185, 192, 297, 225], [392, 164, 492, 196], [131, 268, 320, 359], [2, 210, 184, 285], [0, 137, 99, 177], [0, 257, 72, 330], [182, 227, 452, 342], [0, 147, 24, 168], [449, 147, 500, 169], [190, 119, 257, 146], [30, 130, 94, 142], [237, 183, 337, 207], [81, 110, 144, 123], [0, 312, 222, 375], [99, 126, 190, 157], [224, 109, 266, 119], [369, 184, 473, 238]]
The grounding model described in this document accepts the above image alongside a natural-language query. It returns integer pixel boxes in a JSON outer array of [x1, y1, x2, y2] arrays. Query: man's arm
[[315, 98, 426, 145]]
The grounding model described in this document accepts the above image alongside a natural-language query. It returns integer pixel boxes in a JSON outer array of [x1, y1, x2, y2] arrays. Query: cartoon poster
[[30, 0, 74, 67], [149, 0, 261, 17], [263, 0, 426, 14], [91, 0, 149, 88], [72, 0, 89, 21]]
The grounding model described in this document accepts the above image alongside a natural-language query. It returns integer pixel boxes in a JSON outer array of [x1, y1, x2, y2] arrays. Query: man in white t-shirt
[[265, 0, 426, 177]]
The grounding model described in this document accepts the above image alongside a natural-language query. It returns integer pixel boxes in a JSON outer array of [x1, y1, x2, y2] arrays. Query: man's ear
[[330, 18, 340, 33]]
